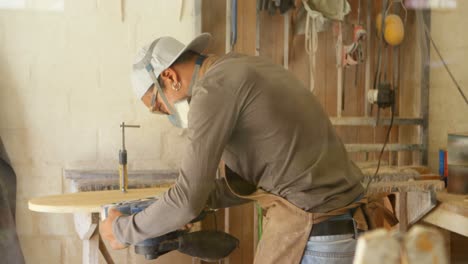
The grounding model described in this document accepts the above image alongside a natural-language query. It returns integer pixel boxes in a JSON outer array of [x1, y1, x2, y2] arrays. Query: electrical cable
[[213, 210, 218, 231], [365, 102, 395, 193], [423, 24, 468, 105]]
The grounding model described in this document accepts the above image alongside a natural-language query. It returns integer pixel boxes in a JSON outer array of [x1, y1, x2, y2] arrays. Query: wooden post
[[399, 192, 408, 232], [98, 236, 115, 264], [420, 10, 431, 165], [74, 213, 100, 264], [336, 22, 343, 117]]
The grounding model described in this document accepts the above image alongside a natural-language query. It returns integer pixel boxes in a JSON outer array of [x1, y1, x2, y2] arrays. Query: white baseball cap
[[131, 33, 212, 99]]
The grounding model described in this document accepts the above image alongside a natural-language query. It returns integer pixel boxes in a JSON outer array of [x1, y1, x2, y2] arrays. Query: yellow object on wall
[[376, 13, 405, 46]]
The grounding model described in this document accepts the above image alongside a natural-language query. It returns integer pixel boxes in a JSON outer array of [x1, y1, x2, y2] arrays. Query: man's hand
[[99, 207, 128, 250]]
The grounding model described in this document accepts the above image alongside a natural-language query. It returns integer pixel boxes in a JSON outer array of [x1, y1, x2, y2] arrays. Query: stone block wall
[[0, 1, 197, 263]]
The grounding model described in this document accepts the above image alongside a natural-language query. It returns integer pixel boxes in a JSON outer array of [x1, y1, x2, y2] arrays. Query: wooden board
[[423, 205, 468, 237], [436, 191, 468, 217], [422, 191, 468, 237], [28, 187, 170, 214]]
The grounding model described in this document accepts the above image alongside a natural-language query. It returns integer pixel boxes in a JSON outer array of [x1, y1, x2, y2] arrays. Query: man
[[100, 33, 368, 263]]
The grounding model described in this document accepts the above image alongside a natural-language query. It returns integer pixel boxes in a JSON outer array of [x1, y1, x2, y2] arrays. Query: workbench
[[29, 167, 461, 263]]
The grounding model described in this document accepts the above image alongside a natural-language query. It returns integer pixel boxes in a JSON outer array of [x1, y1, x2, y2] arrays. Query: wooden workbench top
[[423, 191, 468, 237], [28, 187, 170, 214], [436, 191, 468, 216]]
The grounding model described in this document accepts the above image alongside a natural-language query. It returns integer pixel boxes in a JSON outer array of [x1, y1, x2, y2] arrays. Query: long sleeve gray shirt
[[114, 53, 364, 245]]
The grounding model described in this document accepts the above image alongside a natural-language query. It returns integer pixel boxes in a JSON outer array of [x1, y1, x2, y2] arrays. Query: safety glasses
[[149, 86, 168, 115]]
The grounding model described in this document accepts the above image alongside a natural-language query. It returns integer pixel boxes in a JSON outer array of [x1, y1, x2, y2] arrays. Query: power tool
[[101, 199, 239, 261]]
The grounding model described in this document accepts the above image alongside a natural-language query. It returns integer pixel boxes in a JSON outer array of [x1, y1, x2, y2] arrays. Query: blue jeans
[[300, 214, 358, 264]]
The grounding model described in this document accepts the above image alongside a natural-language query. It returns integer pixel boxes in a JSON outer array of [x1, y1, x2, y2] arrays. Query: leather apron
[[222, 166, 397, 264]]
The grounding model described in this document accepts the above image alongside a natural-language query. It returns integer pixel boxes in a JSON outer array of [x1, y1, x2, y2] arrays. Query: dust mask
[[168, 99, 190, 128]]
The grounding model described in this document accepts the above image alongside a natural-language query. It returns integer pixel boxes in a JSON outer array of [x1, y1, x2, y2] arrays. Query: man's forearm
[[113, 181, 210, 245]]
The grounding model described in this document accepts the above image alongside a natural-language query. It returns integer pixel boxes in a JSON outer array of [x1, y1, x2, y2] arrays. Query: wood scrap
[[367, 180, 445, 194], [404, 225, 448, 264], [423, 203, 468, 237], [355, 225, 448, 264], [354, 229, 401, 264], [361, 166, 419, 183], [435, 191, 468, 217], [64, 170, 178, 192]]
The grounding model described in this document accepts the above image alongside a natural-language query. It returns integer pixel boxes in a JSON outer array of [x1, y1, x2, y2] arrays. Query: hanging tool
[[341, 20, 346, 112], [303, 0, 350, 93], [230, 0, 237, 50], [256, 1, 294, 19], [387, 0, 405, 96], [364, 0, 372, 116], [376, 0, 407, 46], [265, 0, 294, 15], [284, 9, 290, 69], [226, 0, 232, 53], [304, 0, 324, 93], [341, 0, 367, 111], [256, 0, 262, 56], [343, 1, 366, 69], [354, 0, 365, 89], [336, 21, 344, 116], [119, 122, 140, 193]]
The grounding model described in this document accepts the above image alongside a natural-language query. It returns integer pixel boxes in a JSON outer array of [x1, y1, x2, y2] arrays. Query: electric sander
[[101, 199, 239, 261]]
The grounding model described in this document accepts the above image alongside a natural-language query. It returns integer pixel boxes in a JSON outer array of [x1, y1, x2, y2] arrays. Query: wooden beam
[[420, 10, 431, 165], [98, 236, 115, 264], [345, 143, 424, 152], [330, 117, 424, 126], [399, 192, 408, 231]]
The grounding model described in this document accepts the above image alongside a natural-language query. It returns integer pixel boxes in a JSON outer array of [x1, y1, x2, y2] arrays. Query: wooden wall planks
[[203, 1, 421, 162], [234, 0, 257, 55], [201, 1, 422, 263], [202, 0, 226, 55]]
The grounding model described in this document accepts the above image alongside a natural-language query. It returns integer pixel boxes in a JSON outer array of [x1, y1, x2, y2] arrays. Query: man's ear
[[160, 68, 179, 84]]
